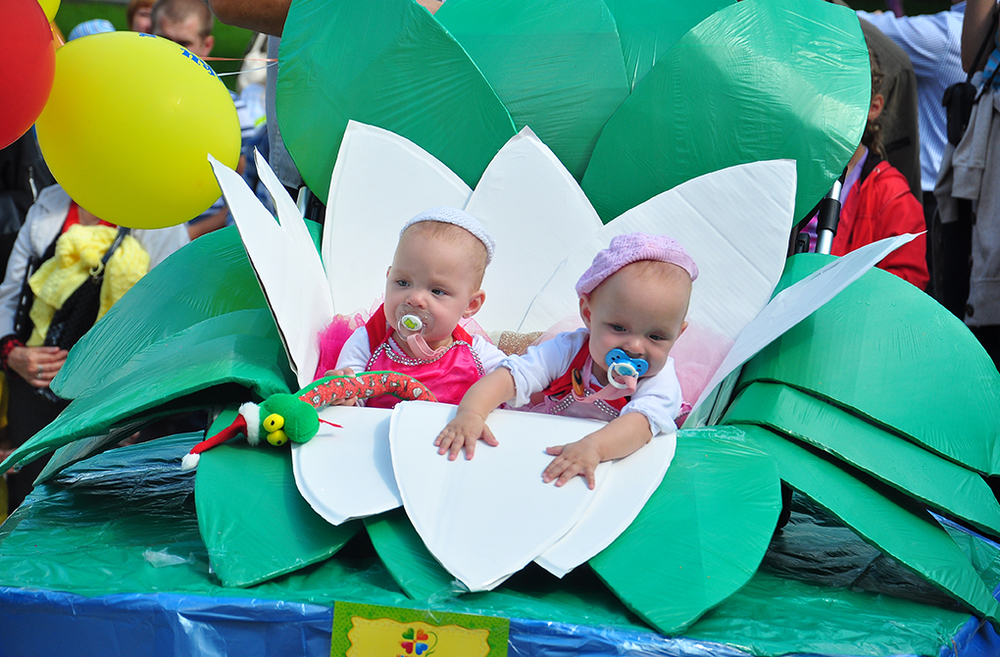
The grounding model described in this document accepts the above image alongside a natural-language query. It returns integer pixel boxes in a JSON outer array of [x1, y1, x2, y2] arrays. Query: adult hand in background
[[7, 345, 67, 389]]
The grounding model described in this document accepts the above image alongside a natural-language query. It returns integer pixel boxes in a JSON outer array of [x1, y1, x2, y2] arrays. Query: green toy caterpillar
[[181, 371, 437, 469]]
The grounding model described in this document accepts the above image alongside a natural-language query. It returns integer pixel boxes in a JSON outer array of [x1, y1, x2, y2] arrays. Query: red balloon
[[0, 0, 56, 149]]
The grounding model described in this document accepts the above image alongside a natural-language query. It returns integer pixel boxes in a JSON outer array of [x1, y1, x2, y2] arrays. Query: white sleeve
[[472, 334, 506, 374], [0, 212, 39, 337], [501, 329, 587, 407], [621, 356, 682, 436], [335, 326, 372, 373], [133, 224, 191, 269]]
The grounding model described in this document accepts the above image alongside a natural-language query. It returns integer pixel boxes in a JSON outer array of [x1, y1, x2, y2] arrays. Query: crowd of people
[[0, 0, 998, 517], [0, 0, 266, 516]]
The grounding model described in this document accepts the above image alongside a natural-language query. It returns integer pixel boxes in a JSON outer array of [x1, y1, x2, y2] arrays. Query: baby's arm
[[320, 367, 357, 406], [435, 368, 516, 460], [325, 328, 371, 406], [544, 412, 653, 490]]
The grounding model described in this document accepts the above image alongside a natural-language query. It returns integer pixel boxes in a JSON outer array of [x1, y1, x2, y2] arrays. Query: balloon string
[[201, 56, 278, 62], [215, 62, 277, 78]]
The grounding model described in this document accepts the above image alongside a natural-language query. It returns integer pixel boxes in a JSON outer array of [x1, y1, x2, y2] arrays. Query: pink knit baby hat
[[575, 232, 699, 296]]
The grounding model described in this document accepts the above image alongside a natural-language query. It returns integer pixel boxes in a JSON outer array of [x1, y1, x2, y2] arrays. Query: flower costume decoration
[[2, 1, 1000, 653]]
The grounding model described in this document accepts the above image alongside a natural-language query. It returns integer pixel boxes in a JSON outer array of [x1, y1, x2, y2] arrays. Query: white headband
[[400, 207, 496, 265]]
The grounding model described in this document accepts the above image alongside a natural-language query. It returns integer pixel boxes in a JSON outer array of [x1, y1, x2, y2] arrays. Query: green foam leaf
[[582, 0, 868, 222], [0, 309, 291, 474], [278, 0, 516, 201], [436, 0, 628, 180], [589, 425, 781, 635], [365, 508, 458, 600], [603, 0, 733, 91], [54, 226, 271, 399], [737, 423, 1000, 625], [724, 382, 1000, 540], [740, 253, 1000, 475], [196, 410, 359, 588]]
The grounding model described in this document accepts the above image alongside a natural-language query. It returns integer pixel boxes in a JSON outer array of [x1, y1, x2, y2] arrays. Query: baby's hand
[[435, 409, 498, 460], [324, 367, 357, 406], [543, 437, 601, 489]]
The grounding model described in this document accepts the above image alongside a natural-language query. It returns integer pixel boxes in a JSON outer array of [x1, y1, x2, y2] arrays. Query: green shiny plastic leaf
[[738, 424, 1000, 625], [688, 569, 971, 656], [603, 0, 733, 91], [278, 0, 516, 202], [581, 0, 868, 223], [0, 309, 292, 475], [54, 226, 272, 400], [196, 410, 359, 588], [436, 0, 628, 180], [740, 254, 1000, 476], [724, 382, 1000, 540], [589, 425, 781, 635], [0, 435, 989, 653], [365, 508, 459, 600], [5, 224, 327, 476]]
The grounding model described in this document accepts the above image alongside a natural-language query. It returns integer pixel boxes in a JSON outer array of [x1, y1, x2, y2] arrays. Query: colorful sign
[[331, 602, 509, 657]]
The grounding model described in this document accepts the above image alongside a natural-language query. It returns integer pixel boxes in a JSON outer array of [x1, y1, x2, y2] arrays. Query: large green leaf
[[278, 0, 516, 201], [724, 382, 1000, 540], [589, 425, 781, 635], [54, 226, 272, 399], [195, 409, 360, 588], [365, 508, 458, 600], [740, 254, 1000, 475], [4, 224, 327, 476], [688, 569, 972, 656], [738, 424, 1000, 625], [436, 0, 628, 180], [603, 0, 733, 91], [581, 0, 868, 223], [0, 309, 292, 474]]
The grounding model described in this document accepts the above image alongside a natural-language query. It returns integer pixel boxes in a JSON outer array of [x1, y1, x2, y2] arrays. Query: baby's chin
[[425, 333, 456, 347]]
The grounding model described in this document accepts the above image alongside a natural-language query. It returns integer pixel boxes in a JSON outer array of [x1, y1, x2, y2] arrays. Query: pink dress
[[362, 305, 488, 408]]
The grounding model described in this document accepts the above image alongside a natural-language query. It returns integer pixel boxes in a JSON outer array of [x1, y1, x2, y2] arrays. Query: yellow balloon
[[38, 0, 59, 22], [35, 32, 240, 229]]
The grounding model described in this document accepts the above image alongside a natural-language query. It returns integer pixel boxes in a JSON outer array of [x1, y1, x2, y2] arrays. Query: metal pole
[[815, 169, 847, 255]]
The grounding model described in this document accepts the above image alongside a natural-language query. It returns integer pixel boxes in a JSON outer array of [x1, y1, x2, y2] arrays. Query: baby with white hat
[[327, 207, 505, 408], [436, 232, 696, 489]]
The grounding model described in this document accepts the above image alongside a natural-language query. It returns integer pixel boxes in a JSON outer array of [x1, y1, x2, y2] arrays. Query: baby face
[[580, 261, 690, 386], [385, 226, 485, 350]]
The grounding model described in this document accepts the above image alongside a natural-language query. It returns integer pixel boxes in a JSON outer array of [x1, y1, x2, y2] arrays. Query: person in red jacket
[[832, 44, 929, 290]]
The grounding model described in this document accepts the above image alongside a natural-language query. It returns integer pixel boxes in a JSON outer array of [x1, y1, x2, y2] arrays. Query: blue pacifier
[[605, 349, 648, 388]]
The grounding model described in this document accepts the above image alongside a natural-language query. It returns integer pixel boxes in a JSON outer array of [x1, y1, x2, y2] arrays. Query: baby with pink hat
[[436, 232, 696, 489]]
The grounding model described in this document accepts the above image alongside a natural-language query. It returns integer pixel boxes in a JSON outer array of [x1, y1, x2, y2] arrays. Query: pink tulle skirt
[[314, 298, 491, 379]]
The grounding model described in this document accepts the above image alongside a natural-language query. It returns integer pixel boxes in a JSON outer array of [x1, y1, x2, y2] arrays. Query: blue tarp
[[0, 435, 997, 657]]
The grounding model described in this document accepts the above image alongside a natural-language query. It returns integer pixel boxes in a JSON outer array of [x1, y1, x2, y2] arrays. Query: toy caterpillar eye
[[267, 429, 288, 446], [263, 413, 284, 432]]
